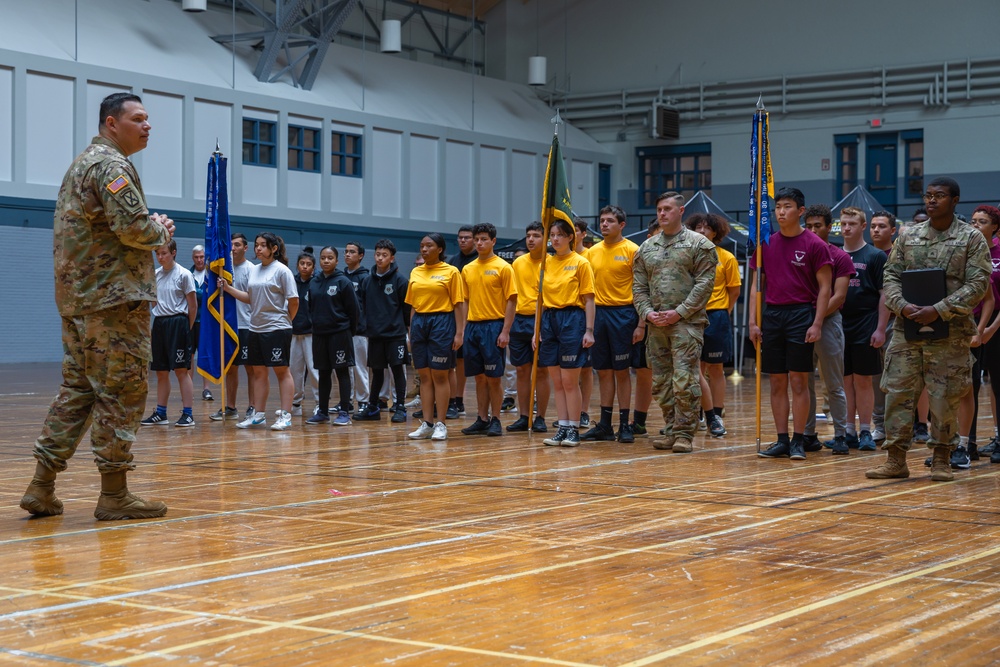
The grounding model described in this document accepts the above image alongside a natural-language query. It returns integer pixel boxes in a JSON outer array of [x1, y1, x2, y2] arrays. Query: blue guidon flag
[[197, 154, 239, 384], [748, 108, 774, 249]]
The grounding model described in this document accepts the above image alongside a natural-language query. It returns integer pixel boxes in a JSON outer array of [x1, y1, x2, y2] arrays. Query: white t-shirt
[[152, 264, 196, 318], [247, 261, 297, 333], [232, 259, 255, 329]]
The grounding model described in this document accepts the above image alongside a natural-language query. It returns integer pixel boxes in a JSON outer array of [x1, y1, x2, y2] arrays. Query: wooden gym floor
[[3, 362, 1000, 666]]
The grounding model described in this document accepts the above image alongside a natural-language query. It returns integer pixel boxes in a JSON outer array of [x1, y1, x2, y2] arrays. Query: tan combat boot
[[865, 446, 910, 479], [94, 471, 168, 521], [652, 435, 676, 451], [930, 446, 954, 482], [20, 462, 63, 516]]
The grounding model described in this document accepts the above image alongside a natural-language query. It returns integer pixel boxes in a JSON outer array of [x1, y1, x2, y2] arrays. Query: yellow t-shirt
[[543, 251, 595, 309], [512, 253, 544, 316], [706, 245, 742, 311], [404, 261, 464, 314], [462, 254, 517, 322], [586, 237, 639, 306]]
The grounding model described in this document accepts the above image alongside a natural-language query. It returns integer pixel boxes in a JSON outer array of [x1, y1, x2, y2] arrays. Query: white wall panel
[[0, 68, 11, 182], [25, 72, 74, 186], [192, 99, 231, 200], [331, 176, 363, 214], [479, 145, 505, 226], [445, 140, 473, 224], [372, 128, 402, 218], [86, 81, 130, 145], [409, 135, 439, 222], [288, 171, 321, 210], [141, 91, 184, 198], [511, 150, 538, 228], [571, 159, 595, 217], [0, 227, 60, 362], [243, 165, 277, 207]]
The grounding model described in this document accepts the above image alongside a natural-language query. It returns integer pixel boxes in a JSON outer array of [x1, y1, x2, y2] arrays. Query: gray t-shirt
[[232, 259, 255, 329], [247, 261, 297, 333], [151, 264, 196, 318]]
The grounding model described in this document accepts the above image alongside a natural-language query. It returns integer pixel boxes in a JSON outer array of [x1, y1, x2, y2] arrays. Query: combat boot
[[930, 446, 954, 482], [20, 462, 63, 516], [94, 471, 167, 521], [865, 447, 910, 479]]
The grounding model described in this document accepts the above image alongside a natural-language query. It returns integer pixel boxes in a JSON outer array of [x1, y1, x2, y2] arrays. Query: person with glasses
[[867, 178, 991, 481]]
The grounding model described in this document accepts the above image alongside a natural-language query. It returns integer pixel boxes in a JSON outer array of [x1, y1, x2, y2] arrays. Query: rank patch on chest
[[107, 175, 129, 194]]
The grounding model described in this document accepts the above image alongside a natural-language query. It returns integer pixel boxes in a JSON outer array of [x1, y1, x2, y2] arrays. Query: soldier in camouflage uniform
[[20, 93, 175, 520], [633, 191, 718, 452], [867, 177, 991, 482]]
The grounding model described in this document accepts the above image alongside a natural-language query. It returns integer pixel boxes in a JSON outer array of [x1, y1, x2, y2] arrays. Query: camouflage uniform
[[881, 216, 990, 451], [34, 136, 170, 474], [633, 229, 718, 441]]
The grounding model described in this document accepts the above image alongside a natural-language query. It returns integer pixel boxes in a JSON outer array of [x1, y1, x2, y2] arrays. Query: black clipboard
[[901, 268, 948, 341]]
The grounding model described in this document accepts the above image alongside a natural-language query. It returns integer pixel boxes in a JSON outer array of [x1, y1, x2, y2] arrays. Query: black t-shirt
[[842, 243, 886, 340]]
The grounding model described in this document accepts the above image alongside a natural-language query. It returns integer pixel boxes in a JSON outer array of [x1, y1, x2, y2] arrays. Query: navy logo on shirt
[[385, 284, 394, 295], [328, 285, 338, 296]]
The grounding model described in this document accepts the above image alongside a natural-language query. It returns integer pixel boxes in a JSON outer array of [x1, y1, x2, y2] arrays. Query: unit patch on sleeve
[[107, 175, 129, 194]]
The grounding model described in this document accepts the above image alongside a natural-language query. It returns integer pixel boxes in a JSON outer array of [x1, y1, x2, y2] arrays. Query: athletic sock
[[792, 432, 804, 443], [704, 408, 716, 421], [619, 408, 630, 427], [777, 433, 790, 444], [633, 410, 647, 426], [182, 407, 193, 416], [156, 405, 167, 417], [959, 435, 970, 447], [846, 426, 857, 437], [860, 423, 870, 433], [599, 406, 613, 429]]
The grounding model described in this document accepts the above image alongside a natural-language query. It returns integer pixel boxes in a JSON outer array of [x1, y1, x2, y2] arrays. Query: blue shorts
[[463, 319, 505, 378], [539, 308, 589, 369], [509, 313, 536, 368], [592, 305, 638, 371], [411, 312, 456, 371], [701, 309, 733, 364]]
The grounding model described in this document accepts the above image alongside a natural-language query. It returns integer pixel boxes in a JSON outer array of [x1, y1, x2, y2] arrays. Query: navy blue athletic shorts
[[463, 319, 505, 378], [509, 313, 536, 368], [539, 307, 589, 369], [701, 309, 734, 364], [592, 305, 638, 371], [411, 312, 456, 370]]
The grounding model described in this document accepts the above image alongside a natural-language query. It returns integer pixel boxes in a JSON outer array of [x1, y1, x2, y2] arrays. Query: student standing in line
[[221, 233, 298, 431], [537, 219, 596, 447], [141, 240, 197, 427], [406, 234, 466, 442], [305, 246, 359, 426], [211, 233, 255, 421], [290, 249, 319, 417], [189, 244, 213, 402]]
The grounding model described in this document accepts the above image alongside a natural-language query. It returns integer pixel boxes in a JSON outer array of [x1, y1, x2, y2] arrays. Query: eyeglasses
[[922, 192, 952, 202]]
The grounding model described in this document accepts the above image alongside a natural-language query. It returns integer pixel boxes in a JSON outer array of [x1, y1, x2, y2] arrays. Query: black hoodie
[[308, 269, 359, 335], [344, 265, 370, 335], [360, 262, 410, 339], [292, 274, 313, 335]]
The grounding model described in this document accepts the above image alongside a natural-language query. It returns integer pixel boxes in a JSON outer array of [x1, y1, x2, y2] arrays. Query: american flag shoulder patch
[[106, 175, 129, 194]]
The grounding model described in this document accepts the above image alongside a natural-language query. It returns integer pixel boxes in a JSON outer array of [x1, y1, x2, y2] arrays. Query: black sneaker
[[210, 407, 239, 421], [789, 439, 806, 460], [991, 448, 1000, 464], [913, 423, 930, 443], [413, 409, 423, 419], [531, 416, 548, 433], [560, 427, 581, 447], [500, 397, 517, 413], [378, 399, 389, 410], [487, 417, 503, 437], [708, 415, 726, 438], [446, 404, 462, 420], [758, 441, 790, 458], [461, 416, 491, 435], [858, 430, 876, 451], [631, 423, 647, 437], [140, 412, 170, 426], [506, 415, 530, 432], [354, 405, 382, 421], [391, 408, 407, 423], [846, 432, 860, 449], [580, 412, 591, 427], [543, 427, 569, 446], [951, 445, 971, 470], [201, 389, 213, 401], [831, 436, 849, 455], [617, 423, 635, 443], [580, 423, 616, 441], [982, 436, 1000, 454], [803, 434, 822, 452], [175, 413, 195, 427]]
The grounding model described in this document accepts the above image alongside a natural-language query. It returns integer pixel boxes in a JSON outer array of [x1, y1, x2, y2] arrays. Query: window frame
[[242, 118, 277, 168], [635, 143, 712, 209], [901, 129, 924, 200], [331, 130, 363, 178], [287, 124, 321, 173], [834, 134, 859, 200]]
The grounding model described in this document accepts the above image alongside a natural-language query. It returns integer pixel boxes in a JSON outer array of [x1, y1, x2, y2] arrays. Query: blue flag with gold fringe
[[197, 154, 239, 383], [748, 109, 774, 248]]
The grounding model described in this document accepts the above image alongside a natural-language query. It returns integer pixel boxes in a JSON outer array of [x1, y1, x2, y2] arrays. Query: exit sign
[[869, 118, 883, 128]]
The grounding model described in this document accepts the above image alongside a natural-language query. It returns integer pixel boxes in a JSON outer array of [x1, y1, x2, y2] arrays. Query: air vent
[[652, 105, 680, 139]]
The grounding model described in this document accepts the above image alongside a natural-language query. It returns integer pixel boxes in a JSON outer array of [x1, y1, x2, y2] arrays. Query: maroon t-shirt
[[974, 236, 1000, 318], [751, 229, 833, 306]]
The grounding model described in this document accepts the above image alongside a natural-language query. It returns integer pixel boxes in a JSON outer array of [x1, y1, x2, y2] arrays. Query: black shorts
[[761, 304, 815, 374], [509, 314, 536, 368], [369, 336, 410, 369], [592, 305, 638, 371], [190, 318, 200, 355], [844, 342, 882, 376], [150, 314, 191, 371], [247, 329, 293, 367], [235, 328, 250, 366], [313, 330, 355, 370], [633, 328, 649, 369], [701, 309, 733, 364], [463, 319, 505, 377], [411, 312, 456, 370]]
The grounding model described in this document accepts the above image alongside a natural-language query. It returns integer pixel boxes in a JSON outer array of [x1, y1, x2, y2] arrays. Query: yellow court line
[[100, 475, 999, 666]]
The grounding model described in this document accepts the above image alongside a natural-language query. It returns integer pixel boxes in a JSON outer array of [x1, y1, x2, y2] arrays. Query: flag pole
[[753, 97, 764, 452], [213, 140, 227, 421]]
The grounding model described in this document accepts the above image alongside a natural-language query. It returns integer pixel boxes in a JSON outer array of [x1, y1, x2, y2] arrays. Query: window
[[242, 118, 277, 167], [902, 130, 924, 198], [288, 125, 321, 173], [331, 130, 363, 177], [636, 143, 711, 208], [834, 134, 858, 200]]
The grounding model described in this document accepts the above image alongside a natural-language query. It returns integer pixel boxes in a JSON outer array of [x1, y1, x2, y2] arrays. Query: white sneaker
[[431, 421, 448, 441], [291, 404, 303, 417], [408, 421, 434, 439], [237, 409, 266, 429], [872, 426, 886, 442], [404, 396, 421, 409], [271, 411, 292, 430]]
